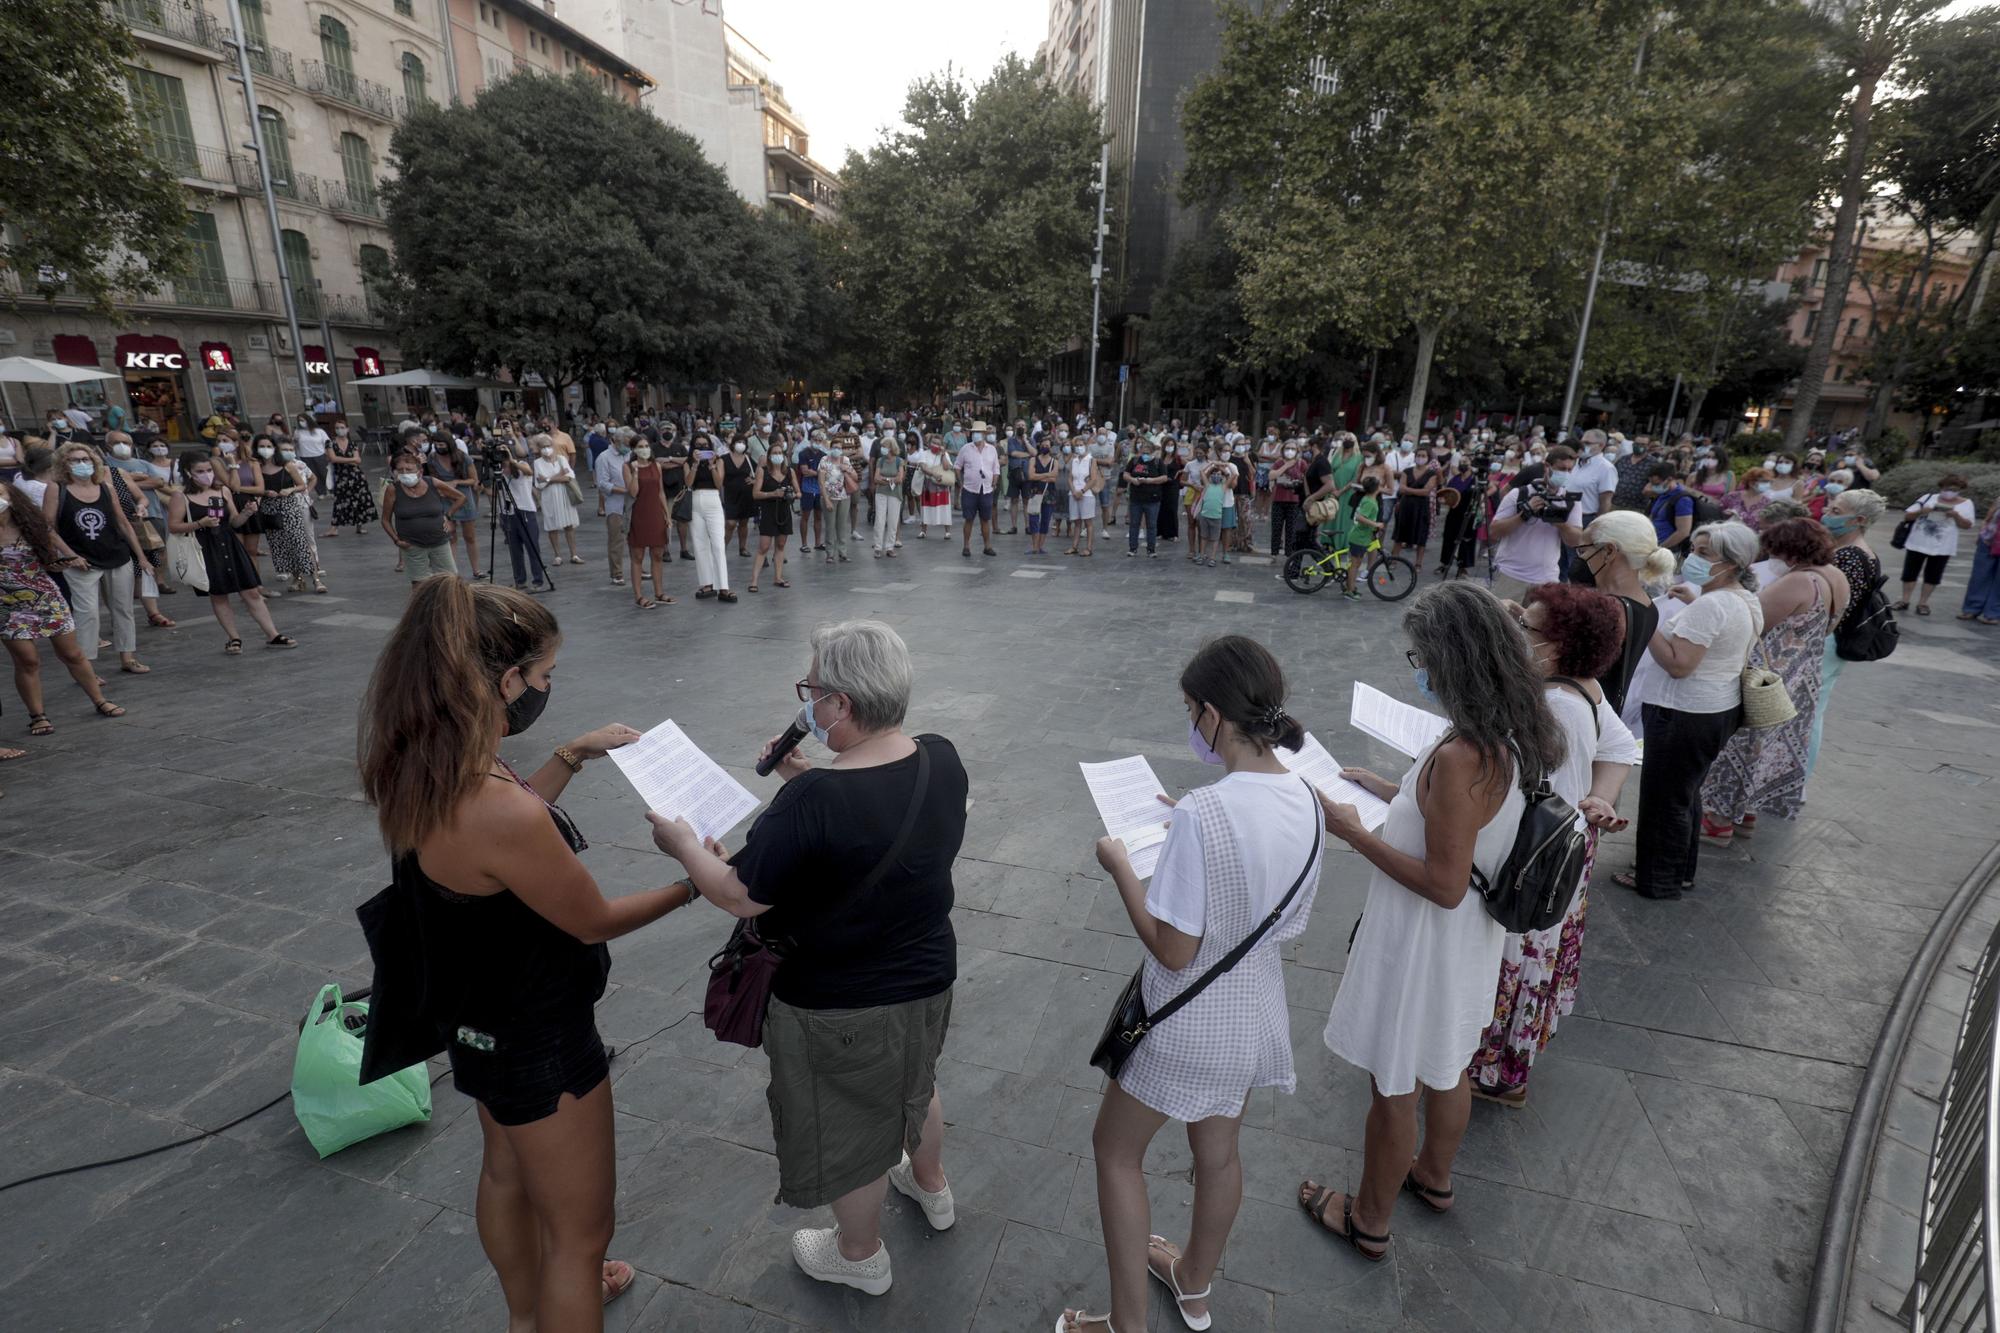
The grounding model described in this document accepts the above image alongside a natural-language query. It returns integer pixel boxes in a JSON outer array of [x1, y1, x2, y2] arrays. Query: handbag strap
[[856, 739, 931, 896], [1143, 780, 1322, 1033]]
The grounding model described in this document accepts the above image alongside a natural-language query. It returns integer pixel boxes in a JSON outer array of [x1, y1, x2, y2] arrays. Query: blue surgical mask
[[1821, 481, 1846, 498], [1187, 710, 1225, 765], [1681, 553, 1715, 585], [803, 697, 833, 746], [1754, 481, 1771, 494], [1823, 513, 1856, 536], [1413, 667, 1437, 702], [67, 461, 95, 478]]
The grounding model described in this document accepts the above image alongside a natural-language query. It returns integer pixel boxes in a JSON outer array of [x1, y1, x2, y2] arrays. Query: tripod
[[485, 464, 556, 591]]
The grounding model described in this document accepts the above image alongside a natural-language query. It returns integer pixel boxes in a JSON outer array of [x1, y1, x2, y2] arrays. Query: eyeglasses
[[1404, 650, 1423, 670], [793, 677, 827, 703]]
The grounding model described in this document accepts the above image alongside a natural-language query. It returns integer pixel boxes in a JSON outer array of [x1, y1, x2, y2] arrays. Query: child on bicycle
[[1342, 475, 1384, 600]]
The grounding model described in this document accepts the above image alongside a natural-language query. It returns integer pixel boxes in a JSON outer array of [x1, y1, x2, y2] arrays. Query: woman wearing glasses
[[358, 579, 690, 1330]]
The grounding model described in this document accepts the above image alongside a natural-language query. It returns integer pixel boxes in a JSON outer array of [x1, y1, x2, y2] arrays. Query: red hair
[[1524, 583, 1626, 680]]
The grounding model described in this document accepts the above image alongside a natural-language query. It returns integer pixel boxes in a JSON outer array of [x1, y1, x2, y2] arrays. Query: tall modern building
[[1038, 0, 1254, 409], [4, 0, 647, 438]]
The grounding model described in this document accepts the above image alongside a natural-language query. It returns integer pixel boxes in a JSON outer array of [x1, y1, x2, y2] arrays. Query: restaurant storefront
[[114, 333, 194, 441]]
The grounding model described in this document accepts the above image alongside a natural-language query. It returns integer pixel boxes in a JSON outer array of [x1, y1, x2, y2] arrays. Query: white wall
[[563, 0, 735, 185]]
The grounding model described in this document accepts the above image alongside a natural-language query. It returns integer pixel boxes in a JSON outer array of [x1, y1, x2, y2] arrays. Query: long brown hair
[[359, 577, 559, 853], [2, 482, 64, 570]]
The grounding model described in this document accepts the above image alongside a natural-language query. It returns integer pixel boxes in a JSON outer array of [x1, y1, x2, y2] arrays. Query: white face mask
[[256, 446, 275, 459], [1282, 448, 1298, 459], [220, 441, 237, 454], [149, 446, 168, 458], [540, 448, 554, 458], [731, 442, 746, 454], [279, 450, 295, 461], [111, 444, 132, 459], [396, 471, 421, 487]]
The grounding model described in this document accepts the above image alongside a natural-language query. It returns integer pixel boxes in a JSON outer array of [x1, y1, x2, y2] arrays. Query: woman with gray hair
[[1613, 521, 1764, 899], [1809, 487, 1888, 773], [648, 619, 968, 1299], [1302, 583, 1563, 1262]]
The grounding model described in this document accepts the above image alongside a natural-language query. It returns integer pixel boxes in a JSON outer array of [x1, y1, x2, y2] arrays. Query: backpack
[[1468, 678, 1595, 934], [1688, 489, 1725, 527], [1835, 562, 1899, 663]]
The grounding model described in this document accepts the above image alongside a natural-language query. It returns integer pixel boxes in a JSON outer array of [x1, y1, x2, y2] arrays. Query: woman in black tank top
[[45, 442, 154, 676], [356, 579, 699, 1317]]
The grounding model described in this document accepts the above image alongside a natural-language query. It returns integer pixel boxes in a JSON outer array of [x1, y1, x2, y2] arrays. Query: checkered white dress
[[1116, 782, 1323, 1121]]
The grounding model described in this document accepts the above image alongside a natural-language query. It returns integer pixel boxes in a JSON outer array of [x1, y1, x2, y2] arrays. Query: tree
[[1782, 0, 1952, 451], [1, 3, 189, 306], [830, 55, 1102, 417], [372, 72, 793, 400], [1182, 0, 1670, 441]]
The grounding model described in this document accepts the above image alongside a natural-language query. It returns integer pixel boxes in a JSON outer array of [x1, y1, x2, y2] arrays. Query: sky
[[723, 0, 1050, 166]]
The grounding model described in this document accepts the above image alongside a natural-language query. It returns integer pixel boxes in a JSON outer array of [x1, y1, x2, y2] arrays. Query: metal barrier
[[1914, 913, 2000, 1331]]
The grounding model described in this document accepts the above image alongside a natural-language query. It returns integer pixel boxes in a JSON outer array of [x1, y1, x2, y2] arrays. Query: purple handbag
[[702, 741, 931, 1048]]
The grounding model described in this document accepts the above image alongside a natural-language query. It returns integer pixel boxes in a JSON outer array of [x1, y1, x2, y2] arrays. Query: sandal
[[775, 579, 790, 588], [1470, 1081, 1528, 1109], [717, 591, 738, 603], [94, 700, 126, 718], [266, 634, 297, 648], [1298, 1180, 1388, 1261], [224, 638, 243, 655], [119, 661, 151, 675], [748, 584, 760, 593], [695, 587, 717, 600], [1959, 612, 1980, 621], [0, 746, 22, 761], [1893, 600, 1910, 611], [634, 598, 657, 610], [1699, 815, 1734, 842], [27, 713, 53, 737], [147, 611, 177, 628], [1916, 605, 1931, 616], [601, 1259, 634, 1307], [1055, 1313, 1119, 1333], [1402, 1166, 1456, 1211], [1146, 1237, 1212, 1331]]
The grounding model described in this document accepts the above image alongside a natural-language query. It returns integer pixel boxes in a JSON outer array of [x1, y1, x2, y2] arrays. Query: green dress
[[1326, 452, 1363, 548]]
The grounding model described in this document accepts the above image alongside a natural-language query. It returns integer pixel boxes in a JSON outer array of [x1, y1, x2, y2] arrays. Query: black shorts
[[446, 1012, 608, 1126], [1901, 549, 1950, 586]]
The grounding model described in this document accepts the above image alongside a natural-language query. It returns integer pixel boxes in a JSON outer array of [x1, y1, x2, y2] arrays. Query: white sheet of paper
[[1277, 732, 1391, 831], [1079, 755, 1171, 879], [1350, 681, 1449, 759], [609, 719, 761, 843]]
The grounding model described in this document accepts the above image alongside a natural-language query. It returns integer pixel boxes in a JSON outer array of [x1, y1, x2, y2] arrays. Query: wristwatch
[[553, 745, 583, 773]]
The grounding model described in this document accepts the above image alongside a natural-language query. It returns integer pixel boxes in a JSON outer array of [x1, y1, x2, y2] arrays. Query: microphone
[[756, 706, 811, 777]]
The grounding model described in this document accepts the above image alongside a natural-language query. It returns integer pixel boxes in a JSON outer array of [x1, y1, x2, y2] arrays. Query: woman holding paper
[[1304, 582, 1563, 1262], [1062, 635, 1324, 1333], [1467, 584, 1636, 1107], [358, 579, 694, 1328], [647, 619, 969, 1302]]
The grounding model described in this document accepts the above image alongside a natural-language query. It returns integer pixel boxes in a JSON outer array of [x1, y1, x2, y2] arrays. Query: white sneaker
[[889, 1152, 956, 1231], [791, 1226, 892, 1296]]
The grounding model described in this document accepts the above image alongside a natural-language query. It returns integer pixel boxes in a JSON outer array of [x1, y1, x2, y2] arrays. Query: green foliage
[[0, 3, 190, 306], [828, 55, 1102, 413], [375, 73, 794, 390], [1728, 429, 1787, 463], [1872, 425, 1914, 467], [1874, 459, 2000, 507]]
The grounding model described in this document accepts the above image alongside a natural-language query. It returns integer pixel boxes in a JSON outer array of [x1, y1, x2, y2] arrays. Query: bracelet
[[675, 878, 700, 909], [553, 745, 583, 773]]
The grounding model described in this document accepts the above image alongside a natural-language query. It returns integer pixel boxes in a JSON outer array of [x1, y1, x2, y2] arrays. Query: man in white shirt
[[1565, 428, 1620, 523], [1487, 444, 1586, 602], [956, 422, 1001, 557], [1087, 428, 1118, 535]]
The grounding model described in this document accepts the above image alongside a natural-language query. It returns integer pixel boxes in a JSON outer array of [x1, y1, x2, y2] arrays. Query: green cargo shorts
[[763, 987, 952, 1208]]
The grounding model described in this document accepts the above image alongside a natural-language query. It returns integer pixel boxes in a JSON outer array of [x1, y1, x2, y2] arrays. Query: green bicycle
[[1282, 537, 1419, 601]]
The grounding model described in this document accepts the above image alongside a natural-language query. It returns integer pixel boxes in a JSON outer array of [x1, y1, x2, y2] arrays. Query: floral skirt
[[1468, 828, 1598, 1093]]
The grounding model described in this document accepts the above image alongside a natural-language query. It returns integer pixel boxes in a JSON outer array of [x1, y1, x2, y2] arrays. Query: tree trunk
[[1785, 69, 1880, 450], [1403, 321, 1441, 443], [1000, 362, 1019, 427], [1250, 370, 1266, 436]]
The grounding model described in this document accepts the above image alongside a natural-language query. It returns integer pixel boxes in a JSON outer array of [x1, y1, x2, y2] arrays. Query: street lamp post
[[1087, 154, 1108, 419]]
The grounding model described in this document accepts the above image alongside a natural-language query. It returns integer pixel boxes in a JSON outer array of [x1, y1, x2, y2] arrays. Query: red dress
[[627, 461, 667, 548]]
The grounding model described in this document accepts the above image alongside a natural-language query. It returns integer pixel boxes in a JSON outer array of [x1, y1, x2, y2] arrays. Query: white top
[[293, 427, 330, 459], [1565, 453, 1619, 518], [503, 461, 538, 512], [1069, 454, 1094, 496], [1905, 495, 1976, 559], [1146, 770, 1323, 937], [1491, 488, 1563, 585], [16, 476, 47, 507], [1324, 740, 1525, 1096], [1545, 681, 1638, 804], [1650, 586, 1762, 714]]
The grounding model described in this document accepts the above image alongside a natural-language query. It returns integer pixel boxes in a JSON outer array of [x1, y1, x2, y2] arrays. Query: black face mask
[[1567, 547, 1600, 588], [503, 679, 550, 736]]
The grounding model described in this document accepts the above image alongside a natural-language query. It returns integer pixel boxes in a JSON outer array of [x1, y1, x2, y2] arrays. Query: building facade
[[1758, 220, 1983, 439], [722, 26, 838, 224], [4, 0, 646, 439]]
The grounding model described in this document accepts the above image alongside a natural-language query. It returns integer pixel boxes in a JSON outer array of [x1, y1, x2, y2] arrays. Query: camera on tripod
[[1518, 475, 1576, 521]]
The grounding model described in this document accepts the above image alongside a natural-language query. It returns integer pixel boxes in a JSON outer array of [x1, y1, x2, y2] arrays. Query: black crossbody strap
[[857, 739, 931, 895], [1145, 779, 1322, 1032]]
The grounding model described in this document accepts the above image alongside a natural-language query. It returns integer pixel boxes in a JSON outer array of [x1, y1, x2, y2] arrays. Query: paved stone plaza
[[3, 505, 1997, 1332]]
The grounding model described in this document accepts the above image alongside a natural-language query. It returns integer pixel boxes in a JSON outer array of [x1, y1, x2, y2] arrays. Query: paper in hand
[[1350, 681, 1449, 759], [610, 719, 761, 843], [1276, 732, 1391, 831], [1079, 755, 1172, 879]]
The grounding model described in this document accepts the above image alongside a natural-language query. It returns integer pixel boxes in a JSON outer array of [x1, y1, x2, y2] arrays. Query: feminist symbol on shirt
[[74, 507, 108, 543]]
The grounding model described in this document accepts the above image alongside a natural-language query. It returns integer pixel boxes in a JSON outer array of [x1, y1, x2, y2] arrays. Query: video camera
[[1517, 474, 1577, 522]]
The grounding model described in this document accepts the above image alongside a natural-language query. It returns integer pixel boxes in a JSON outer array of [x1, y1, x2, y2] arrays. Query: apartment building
[[5, 0, 646, 438], [722, 25, 838, 224]]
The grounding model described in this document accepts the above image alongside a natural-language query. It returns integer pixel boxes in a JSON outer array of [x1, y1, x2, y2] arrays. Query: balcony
[[240, 38, 296, 87], [323, 178, 382, 220], [114, 0, 224, 56], [302, 61, 401, 121], [1, 268, 276, 316]]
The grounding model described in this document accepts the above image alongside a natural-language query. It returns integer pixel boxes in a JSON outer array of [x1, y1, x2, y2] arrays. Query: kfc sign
[[200, 342, 235, 373], [304, 359, 332, 376], [114, 334, 185, 374], [303, 345, 332, 378], [122, 350, 185, 371], [353, 350, 383, 378]]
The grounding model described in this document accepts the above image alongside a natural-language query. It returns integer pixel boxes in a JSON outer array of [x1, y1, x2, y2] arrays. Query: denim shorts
[[798, 489, 820, 512], [962, 490, 995, 521]]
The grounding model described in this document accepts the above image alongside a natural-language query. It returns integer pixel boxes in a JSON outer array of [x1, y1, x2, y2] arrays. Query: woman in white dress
[[1061, 636, 1324, 1333], [1065, 444, 1102, 557], [1302, 582, 1565, 1260], [911, 435, 953, 535], [531, 434, 581, 565]]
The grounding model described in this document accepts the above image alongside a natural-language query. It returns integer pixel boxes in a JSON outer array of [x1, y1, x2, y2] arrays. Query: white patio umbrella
[[0, 356, 123, 431], [345, 370, 500, 389]]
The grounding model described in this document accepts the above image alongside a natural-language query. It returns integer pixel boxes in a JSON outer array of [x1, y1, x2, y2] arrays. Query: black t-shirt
[[1122, 456, 1169, 493], [731, 735, 968, 1009], [1304, 453, 1333, 498], [1601, 595, 1659, 716]]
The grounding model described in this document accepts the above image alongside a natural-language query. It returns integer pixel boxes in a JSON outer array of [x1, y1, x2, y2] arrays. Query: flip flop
[[601, 1259, 634, 1306]]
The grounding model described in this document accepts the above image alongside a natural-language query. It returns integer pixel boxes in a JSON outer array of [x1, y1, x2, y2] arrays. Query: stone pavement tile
[[614, 1131, 787, 1291], [77, 879, 238, 933], [1020, 963, 1132, 1092], [317, 1208, 497, 1333], [383, 1094, 488, 1209], [27, 914, 188, 973], [1647, 1030, 1864, 1112], [936, 1054, 1065, 1147], [1568, 1282, 1769, 1332], [713, 1204, 1005, 1331], [949, 946, 1066, 1074], [612, 1047, 769, 1131], [135, 936, 271, 998], [1718, 911, 1899, 1004], [1630, 1073, 1827, 1252], [997, 915, 1122, 970], [0, 897, 84, 946], [1685, 1227, 1813, 1331], [45, 995, 291, 1117], [1534, 1015, 1674, 1077], [1394, 1235, 1592, 1330], [940, 1122, 1083, 1230], [191, 895, 321, 949], [1059, 1157, 1197, 1249], [1697, 977, 1887, 1067], [1502, 1057, 1696, 1223], [1591, 900, 1769, 983], [1214, 1193, 1405, 1316], [1778, 1099, 1851, 1169], [629, 1282, 806, 1331], [212, 955, 369, 1024], [1576, 962, 1737, 1042], [1283, 960, 1339, 1013], [0, 971, 158, 1070]]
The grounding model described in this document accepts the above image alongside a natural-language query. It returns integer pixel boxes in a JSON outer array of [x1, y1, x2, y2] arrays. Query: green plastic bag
[[292, 983, 432, 1158]]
